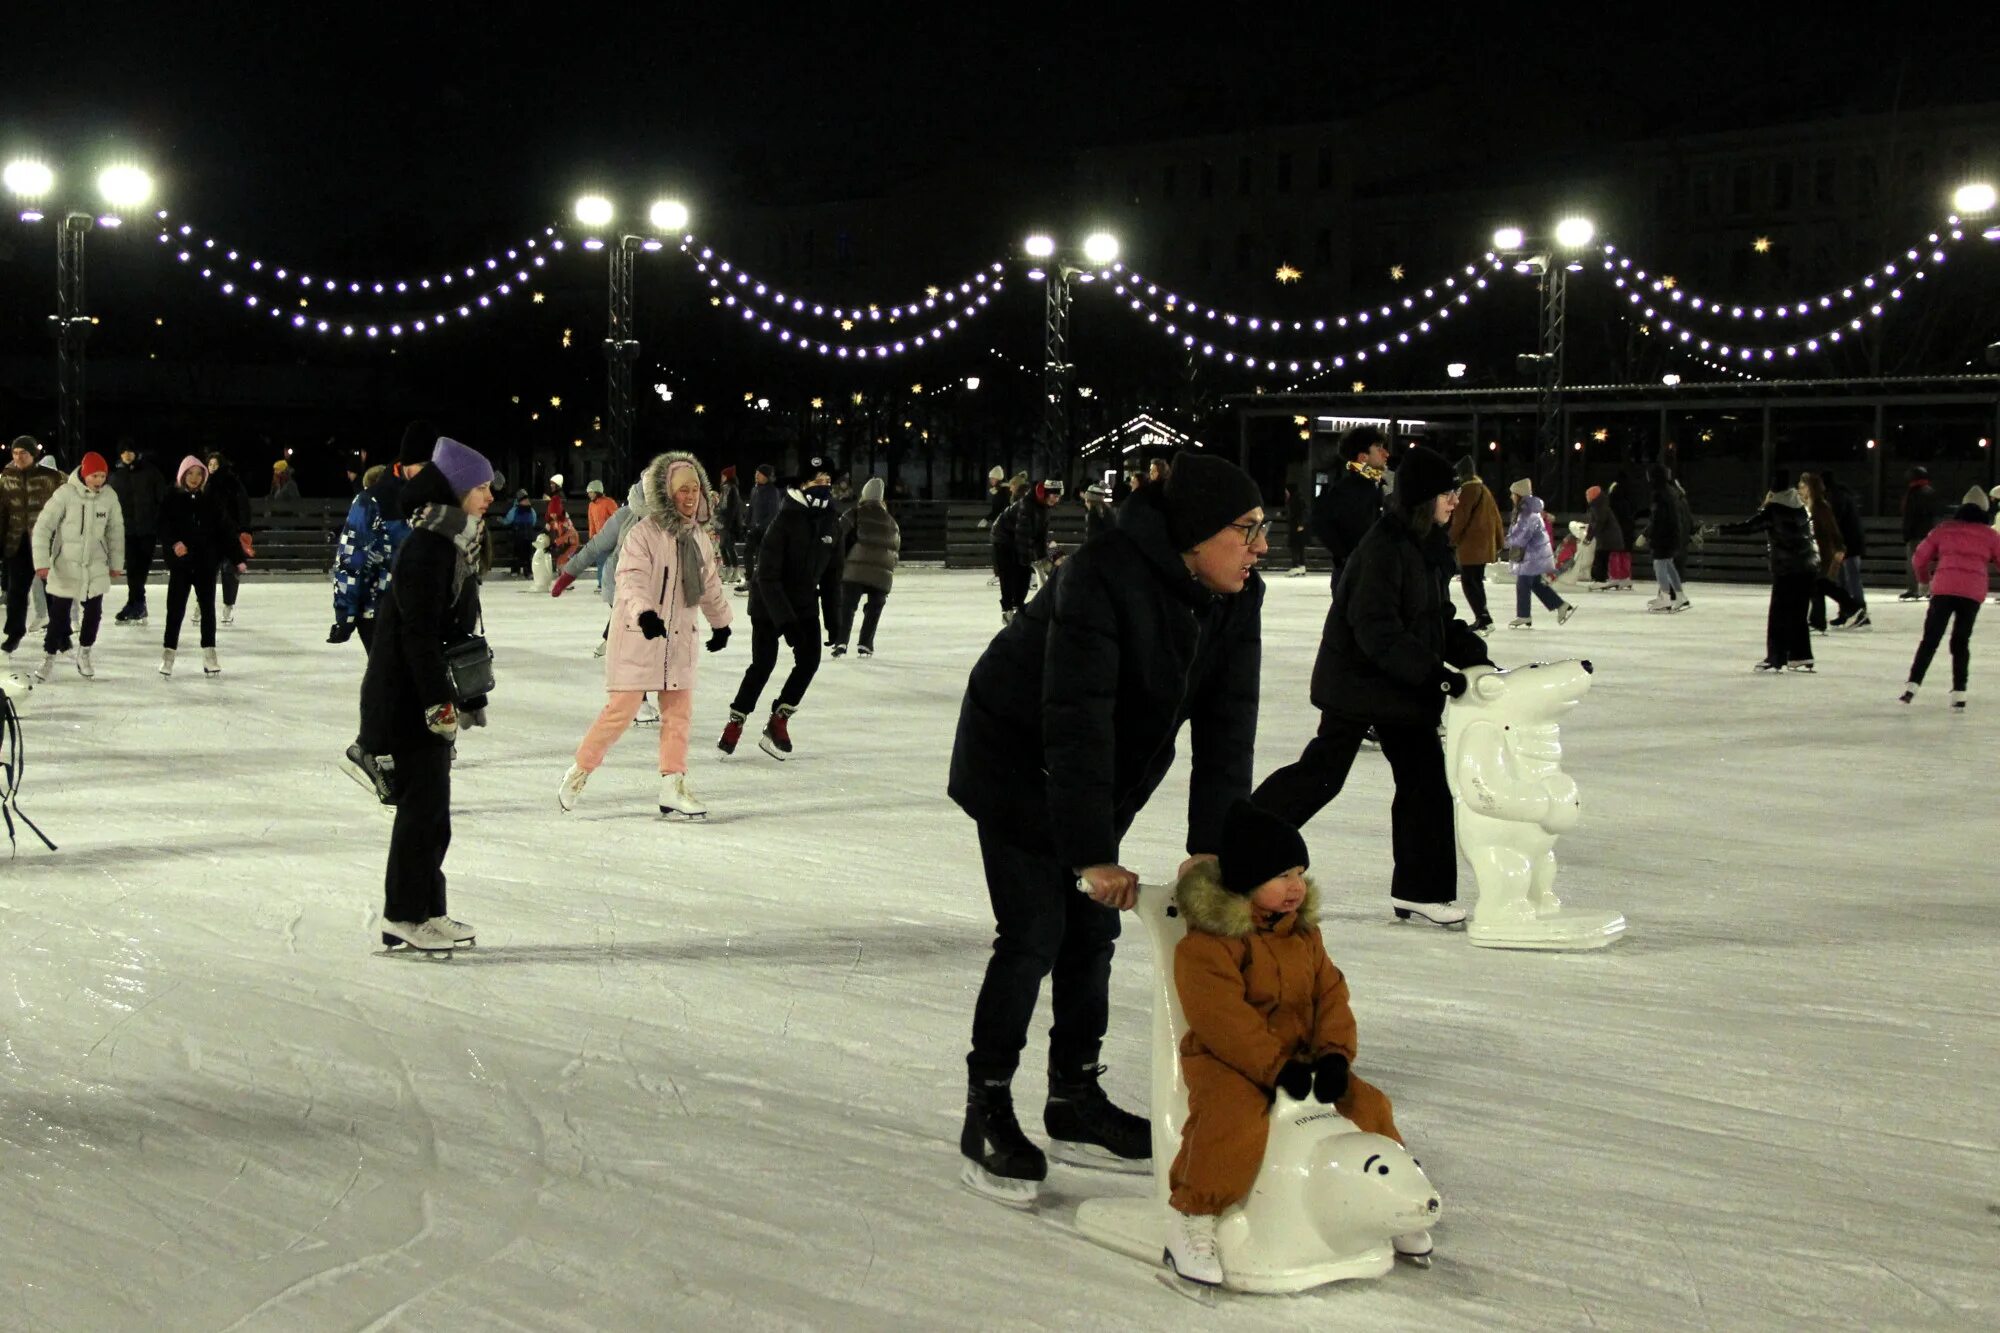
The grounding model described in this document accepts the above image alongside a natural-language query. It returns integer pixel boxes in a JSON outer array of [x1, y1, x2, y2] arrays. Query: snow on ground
[[2, 569, 1996, 1331]]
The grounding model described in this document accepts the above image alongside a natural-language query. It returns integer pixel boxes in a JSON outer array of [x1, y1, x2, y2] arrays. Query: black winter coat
[[1309, 467, 1384, 563], [1901, 480, 1941, 543], [158, 485, 240, 566], [1829, 484, 1867, 559], [1607, 482, 1639, 551], [990, 498, 1020, 553], [1012, 497, 1051, 566], [1313, 511, 1494, 727], [949, 485, 1263, 869], [358, 469, 484, 755], [1586, 492, 1625, 552], [1645, 483, 1686, 560], [108, 459, 167, 534], [206, 468, 251, 537], [1720, 492, 1818, 578], [751, 491, 837, 626], [1083, 502, 1114, 543]]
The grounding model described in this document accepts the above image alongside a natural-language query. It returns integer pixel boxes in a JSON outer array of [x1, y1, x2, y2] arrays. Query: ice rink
[[3, 568, 1995, 1331]]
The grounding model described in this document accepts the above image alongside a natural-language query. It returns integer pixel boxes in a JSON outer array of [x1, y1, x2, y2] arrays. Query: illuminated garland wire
[[1603, 217, 1988, 325], [1116, 258, 1503, 339], [1620, 312, 1761, 382], [674, 240, 1006, 325], [163, 232, 559, 339], [153, 211, 563, 297], [680, 241, 1005, 359]]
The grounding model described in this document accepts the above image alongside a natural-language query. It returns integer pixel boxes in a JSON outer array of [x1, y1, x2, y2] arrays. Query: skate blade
[[379, 934, 454, 957], [1046, 1140, 1151, 1174], [339, 759, 397, 807], [757, 740, 791, 761], [959, 1161, 1039, 1209], [657, 808, 708, 821], [1397, 1250, 1433, 1269], [1157, 1264, 1221, 1305]]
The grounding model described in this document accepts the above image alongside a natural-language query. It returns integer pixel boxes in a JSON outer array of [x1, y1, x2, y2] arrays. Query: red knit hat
[[78, 451, 109, 479]]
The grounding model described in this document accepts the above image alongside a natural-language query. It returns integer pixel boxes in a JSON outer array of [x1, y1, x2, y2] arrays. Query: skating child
[[1163, 800, 1423, 1287], [1900, 486, 2000, 709]]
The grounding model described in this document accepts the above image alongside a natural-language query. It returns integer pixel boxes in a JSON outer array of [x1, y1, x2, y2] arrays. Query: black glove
[[1275, 1061, 1314, 1101], [706, 625, 730, 653], [1430, 664, 1469, 698], [327, 622, 355, 644], [637, 610, 667, 640], [1312, 1052, 1350, 1104]]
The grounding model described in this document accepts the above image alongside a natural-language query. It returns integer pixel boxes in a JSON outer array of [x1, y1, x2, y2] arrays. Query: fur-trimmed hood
[[1174, 859, 1320, 939], [640, 451, 714, 530]]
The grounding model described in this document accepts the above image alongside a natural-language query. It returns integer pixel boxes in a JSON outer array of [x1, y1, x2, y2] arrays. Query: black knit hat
[[1162, 451, 1264, 550], [1453, 454, 1477, 482], [1219, 800, 1310, 896], [1394, 445, 1458, 509], [398, 419, 440, 469], [796, 455, 830, 487]]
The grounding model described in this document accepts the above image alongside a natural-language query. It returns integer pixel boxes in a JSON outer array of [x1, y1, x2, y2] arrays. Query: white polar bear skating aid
[[1445, 661, 1626, 950], [1074, 885, 1441, 1293]]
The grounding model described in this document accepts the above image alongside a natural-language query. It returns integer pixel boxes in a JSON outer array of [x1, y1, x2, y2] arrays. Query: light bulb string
[[680, 251, 1007, 359], [1608, 252, 1939, 363], [1114, 257, 1503, 336], [672, 235, 1007, 324], [153, 211, 565, 297]]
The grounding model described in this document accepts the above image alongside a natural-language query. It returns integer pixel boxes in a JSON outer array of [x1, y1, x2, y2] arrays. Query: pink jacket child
[[1911, 505, 2000, 602], [560, 451, 733, 818]]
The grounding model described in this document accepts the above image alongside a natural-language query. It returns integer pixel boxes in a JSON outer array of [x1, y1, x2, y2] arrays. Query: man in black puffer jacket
[[1717, 473, 1820, 670], [108, 441, 168, 621], [950, 451, 1266, 1207], [1254, 445, 1494, 926], [1309, 425, 1389, 594], [723, 456, 837, 759]]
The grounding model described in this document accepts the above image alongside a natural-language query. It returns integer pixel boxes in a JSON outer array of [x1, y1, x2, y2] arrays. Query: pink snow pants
[[575, 690, 693, 774]]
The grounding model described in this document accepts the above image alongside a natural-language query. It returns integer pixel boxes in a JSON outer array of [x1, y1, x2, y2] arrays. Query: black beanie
[[1394, 445, 1458, 509], [1163, 451, 1264, 550], [399, 419, 440, 469], [1219, 800, 1310, 896], [796, 455, 830, 488]]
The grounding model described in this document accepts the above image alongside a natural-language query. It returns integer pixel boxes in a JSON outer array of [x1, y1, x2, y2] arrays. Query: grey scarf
[[668, 520, 704, 608], [412, 503, 481, 601]]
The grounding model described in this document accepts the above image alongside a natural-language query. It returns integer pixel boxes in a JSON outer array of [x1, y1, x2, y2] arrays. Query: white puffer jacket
[[32, 471, 126, 600]]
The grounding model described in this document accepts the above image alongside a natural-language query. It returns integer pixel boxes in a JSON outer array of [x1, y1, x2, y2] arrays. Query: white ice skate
[[434, 915, 476, 946], [1286, 566, 1306, 578], [221, 604, 235, 627], [30, 654, 58, 684], [1389, 898, 1467, 926], [1446, 662, 1626, 951], [158, 649, 175, 677], [379, 918, 455, 955], [1074, 885, 1441, 1294], [659, 772, 707, 819], [593, 638, 607, 658], [557, 763, 589, 812], [635, 697, 661, 725], [1163, 1211, 1224, 1288], [76, 647, 94, 679]]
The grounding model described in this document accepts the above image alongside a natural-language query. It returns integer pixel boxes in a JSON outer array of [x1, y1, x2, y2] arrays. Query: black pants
[[384, 744, 451, 924], [742, 526, 767, 587], [731, 611, 821, 715], [164, 558, 218, 650], [820, 572, 845, 646], [42, 594, 102, 654], [996, 556, 1031, 613], [1289, 523, 1307, 568], [124, 532, 156, 610], [357, 617, 376, 653], [839, 582, 888, 650], [216, 555, 239, 608], [1765, 572, 1815, 666], [2, 545, 32, 643], [1809, 573, 1861, 631], [1252, 712, 1457, 904], [1328, 558, 1346, 597], [1909, 595, 1981, 690], [966, 824, 1121, 1084], [1589, 545, 1612, 584], [1458, 565, 1491, 626]]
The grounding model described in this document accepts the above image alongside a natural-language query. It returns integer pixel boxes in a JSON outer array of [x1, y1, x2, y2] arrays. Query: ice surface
[[3, 571, 1996, 1331]]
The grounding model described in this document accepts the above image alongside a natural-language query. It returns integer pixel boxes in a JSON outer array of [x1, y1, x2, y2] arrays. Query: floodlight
[[1553, 217, 1596, 249], [1023, 233, 1056, 259], [649, 199, 689, 231], [1081, 232, 1120, 266], [1953, 182, 1997, 215], [3, 159, 54, 199], [97, 165, 153, 209], [1491, 226, 1525, 251], [573, 194, 615, 228]]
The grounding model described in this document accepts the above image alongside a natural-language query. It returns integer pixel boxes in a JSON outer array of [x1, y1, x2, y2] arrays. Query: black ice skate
[[960, 1078, 1047, 1209], [1044, 1063, 1150, 1174], [342, 744, 399, 805]]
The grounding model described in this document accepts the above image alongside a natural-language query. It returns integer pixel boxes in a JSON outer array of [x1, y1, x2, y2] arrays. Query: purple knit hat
[[430, 437, 493, 498]]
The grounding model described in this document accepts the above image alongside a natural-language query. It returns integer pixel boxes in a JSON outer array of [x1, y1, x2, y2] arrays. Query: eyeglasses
[[1225, 518, 1274, 545]]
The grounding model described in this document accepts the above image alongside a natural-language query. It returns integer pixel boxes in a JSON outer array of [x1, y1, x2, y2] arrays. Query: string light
[[1116, 257, 1498, 344], [675, 236, 1006, 326], [153, 213, 562, 299], [1609, 251, 1935, 364]]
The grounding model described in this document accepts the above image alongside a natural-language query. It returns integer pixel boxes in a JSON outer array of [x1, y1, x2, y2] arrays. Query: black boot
[[1044, 1063, 1151, 1172], [960, 1078, 1046, 1208]]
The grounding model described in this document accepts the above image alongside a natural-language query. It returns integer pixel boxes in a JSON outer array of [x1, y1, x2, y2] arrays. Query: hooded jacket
[[1901, 478, 1941, 543], [159, 458, 241, 565], [1720, 489, 1819, 578], [1586, 489, 1625, 552], [1505, 496, 1558, 576], [1309, 463, 1385, 564], [1446, 475, 1503, 566], [750, 489, 838, 626], [203, 463, 251, 539], [1314, 509, 1493, 726], [1010, 495, 1052, 566], [1173, 866, 1354, 1089], [604, 453, 732, 694], [1644, 474, 1690, 560], [842, 479, 901, 593], [948, 484, 1263, 868], [1911, 513, 2000, 603], [32, 470, 126, 600], [107, 456, 167, 535], [358, 465, 485, 753]]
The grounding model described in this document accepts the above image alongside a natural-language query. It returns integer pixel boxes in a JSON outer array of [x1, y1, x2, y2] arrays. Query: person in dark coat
[[1605, 473, 1639, 588], [332, 419, 435, 651], [1822, 469, 1870, 628], [990, 479, 1036, 623], [981, 467, 1011, 527], [722, 456, 836, 759], [201, 451, 252, 624], [819, 476, 853, 646], [1800, 472, 1859, 633], [1643, 462, 1692, 612], [1014, 480, 1060, 579], [357, 437, 494, 954], [1584, 485, 1625, 587], [1309, 425, 1389, 593], [108, 441, 168, 621], [156, 454, 244, 675], [1900, 466, 1942, 600], [834, 477, 900, 657], [1284, 472, 1310, 574], [949, 450, 1267, 1205], [1252, 446, 1494, 926], [740, 463, 782, 593], [1081, 483, 1114, 544], [1714, 472, 1820, 671]]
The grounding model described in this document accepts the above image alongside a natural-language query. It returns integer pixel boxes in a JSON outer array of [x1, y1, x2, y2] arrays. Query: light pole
[[1495, 216, 1594, 497], [5, 160, 155, 467], [1023, 230, 1119, 484], [572, 194, 689, 487]]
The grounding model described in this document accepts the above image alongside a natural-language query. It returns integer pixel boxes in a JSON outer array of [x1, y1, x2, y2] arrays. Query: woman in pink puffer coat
[[1900, 486, 2000, 709], [559, 452, 733, 815]]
